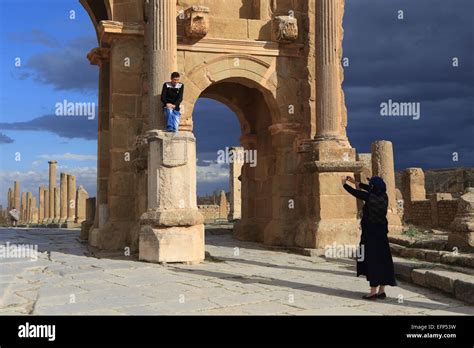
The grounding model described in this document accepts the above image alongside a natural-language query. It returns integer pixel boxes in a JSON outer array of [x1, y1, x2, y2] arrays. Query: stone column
[[67, 175, 76, 224], [314, 0, 349, 146], [218, 191, 228, 220], [228, 147, 244, 221], [38, 187, 45, 224], [54, 187, 60, 224], [149, 0, 177, 130], [371, 141, 403, 233], [87, 48, 110, 233], [401, 168, 426, 203], [7, 188, 12, 212], [48, 161, 57, 224], [139, 0, 204, 264], [26, 192, 33, 223], [13, 181, 20, 210], [81, 197, 96, 240], [59, 173, 67, 224], [20, 192, 27, 223], [30, 197, 37, 224], [75, 186, 89, 224], [43, 189, 49, 224], [295, 0, 363, 249], [88, 20, 144, 250]]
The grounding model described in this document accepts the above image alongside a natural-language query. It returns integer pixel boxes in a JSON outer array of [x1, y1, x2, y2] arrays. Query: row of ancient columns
[[5, 161, 89, 226]]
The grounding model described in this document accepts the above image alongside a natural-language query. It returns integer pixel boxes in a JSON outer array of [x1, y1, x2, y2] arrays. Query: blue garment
[[164, 108, 181, 132], [368, 176, 387, 195]]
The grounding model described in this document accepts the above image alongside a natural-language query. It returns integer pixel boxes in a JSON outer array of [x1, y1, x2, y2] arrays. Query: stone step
[[324, 256, 474, 305], [392, 257, 474, 304], [390, 243, 474, 270], [388, 234, 447, 250]]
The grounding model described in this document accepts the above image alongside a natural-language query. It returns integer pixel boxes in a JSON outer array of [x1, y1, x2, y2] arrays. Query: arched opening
[[192, 78, 277, 243]]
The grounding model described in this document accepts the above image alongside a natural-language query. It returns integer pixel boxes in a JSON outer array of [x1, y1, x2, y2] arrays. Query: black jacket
[[161, 82, 184, 112]]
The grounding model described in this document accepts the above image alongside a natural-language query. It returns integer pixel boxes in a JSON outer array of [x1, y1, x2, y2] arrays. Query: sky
[[0, 0, 472, 207]]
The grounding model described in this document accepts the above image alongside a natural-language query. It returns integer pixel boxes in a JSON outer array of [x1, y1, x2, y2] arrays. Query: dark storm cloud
[[343, 0, 474, 170], [0, 133, 14, 144], [23, 36, 98, 91], [0, 114, 97, 141]]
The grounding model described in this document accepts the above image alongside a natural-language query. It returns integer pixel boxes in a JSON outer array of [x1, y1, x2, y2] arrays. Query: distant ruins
[[5, 161, 89, 228]]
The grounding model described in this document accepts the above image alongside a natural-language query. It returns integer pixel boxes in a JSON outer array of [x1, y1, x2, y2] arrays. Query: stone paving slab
[[0, 227, 473, 315]]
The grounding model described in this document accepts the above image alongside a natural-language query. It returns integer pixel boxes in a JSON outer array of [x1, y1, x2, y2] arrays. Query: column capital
[[87, 47, 111, 66]]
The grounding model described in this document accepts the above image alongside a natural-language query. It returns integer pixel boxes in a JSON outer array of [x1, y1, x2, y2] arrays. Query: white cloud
[[196, 161, 229, 183], [37, 153, 97, 161]]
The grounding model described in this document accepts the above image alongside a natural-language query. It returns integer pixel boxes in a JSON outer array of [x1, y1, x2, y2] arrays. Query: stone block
[[454, 278, 474, 304], [139, 224, 205, 263]]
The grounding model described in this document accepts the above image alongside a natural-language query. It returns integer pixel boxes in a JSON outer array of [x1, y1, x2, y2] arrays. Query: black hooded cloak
[[343, 178, 397, 287]]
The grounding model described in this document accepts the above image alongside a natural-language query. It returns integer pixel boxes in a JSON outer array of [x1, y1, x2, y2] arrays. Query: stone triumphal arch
[[80, 0, 402, 263]]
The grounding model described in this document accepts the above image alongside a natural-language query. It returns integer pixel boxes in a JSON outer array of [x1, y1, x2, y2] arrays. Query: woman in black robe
[[342, 175, 397, 300]]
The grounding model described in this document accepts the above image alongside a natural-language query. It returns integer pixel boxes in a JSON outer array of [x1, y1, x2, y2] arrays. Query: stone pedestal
[[300, 147, 365, 248], [448, 188, 474, 252], [139, 131, 205, 263], [371, 141, 403, 234], [138, 0, 203, 264]]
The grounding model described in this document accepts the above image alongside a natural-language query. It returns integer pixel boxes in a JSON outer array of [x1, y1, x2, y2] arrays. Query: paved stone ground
[[0, 227, 472, 315]]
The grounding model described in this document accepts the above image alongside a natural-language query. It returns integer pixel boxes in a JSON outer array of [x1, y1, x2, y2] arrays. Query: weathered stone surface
[[449, 188, 474, 252], [3, 228, 473, 315], [371, 141, 403, 234], [76, 186, 89, 224], [218, 191, 228, 219], [272, 15, 298, 43], [139, 224, 205, 263], [411, 269, 430, 287], [424, 270, 457, 294], [454, 278, 474, 304], [73, 0, 415, 263], [184, 6, 210, 38]]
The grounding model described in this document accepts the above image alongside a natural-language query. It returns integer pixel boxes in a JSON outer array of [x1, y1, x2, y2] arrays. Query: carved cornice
[[268, 123, 302, 135], [178, 37, 304, 58], [98, 20, 144, 45]]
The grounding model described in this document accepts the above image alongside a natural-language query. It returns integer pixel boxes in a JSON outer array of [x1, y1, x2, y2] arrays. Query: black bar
[[0, 315, 472, 346]]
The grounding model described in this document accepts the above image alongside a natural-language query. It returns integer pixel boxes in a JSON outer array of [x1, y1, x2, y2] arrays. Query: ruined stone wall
[[437, 200, 459, 228], [198, 205, 230, 223], [407, 200, 432, 227], [397, 168, 474, 195]]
